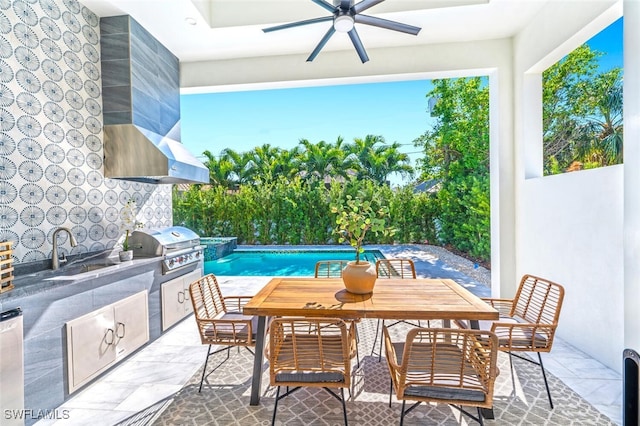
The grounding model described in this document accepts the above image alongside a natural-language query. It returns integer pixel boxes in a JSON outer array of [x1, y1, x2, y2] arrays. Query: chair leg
[[451, 404, 484, 425], [509, 351, 554, 409], [340, 388, 348, 426], [198, 345, 232, 393], [389, 379, 393, 407], [477, 407, 485, 426], [508, 351, 516, 394], [538, 352, 554, 409], [400, 401, 421, 425], [271, 386, 281, 426], [319, 387, 349, 425], [198, 345, 212, 393]]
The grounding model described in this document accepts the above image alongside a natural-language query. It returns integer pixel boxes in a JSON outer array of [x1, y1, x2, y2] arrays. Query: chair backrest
[[376, 258, 416, 279], [512, 274, 564, 328], [189, 274, 228, 320], [189, 274, 256, 347], [269, 317, 352, 388], [388, 327, 498, 408], [314, 260, 348, 278]]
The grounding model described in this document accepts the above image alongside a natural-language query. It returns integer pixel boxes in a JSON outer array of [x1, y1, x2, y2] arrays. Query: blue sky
[[180, 80, 435, 185], [588, 17, 623, 73], [180, 17, 623, 186]]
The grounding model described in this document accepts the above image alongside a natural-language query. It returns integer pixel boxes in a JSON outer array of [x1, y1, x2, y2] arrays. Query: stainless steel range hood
[[103, 124, 209, 185], [100, 15, 209, 185]]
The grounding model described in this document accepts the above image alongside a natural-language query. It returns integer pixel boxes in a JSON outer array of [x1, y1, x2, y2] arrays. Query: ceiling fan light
[[334, 15, 354, 32]]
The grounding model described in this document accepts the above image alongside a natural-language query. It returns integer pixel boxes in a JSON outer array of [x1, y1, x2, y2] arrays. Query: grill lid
[[130, 226, 201, 257]]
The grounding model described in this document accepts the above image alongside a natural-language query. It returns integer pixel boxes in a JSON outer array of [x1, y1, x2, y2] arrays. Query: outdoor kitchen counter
[[0, 252, 202, 423], [0, 254, 160, 303]]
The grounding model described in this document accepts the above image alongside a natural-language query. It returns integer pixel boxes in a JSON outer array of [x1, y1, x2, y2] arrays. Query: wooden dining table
[[243, 276, 499, 408]]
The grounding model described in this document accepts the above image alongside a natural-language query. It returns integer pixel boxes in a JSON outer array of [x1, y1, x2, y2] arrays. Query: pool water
[[204, 249, 384, 276]]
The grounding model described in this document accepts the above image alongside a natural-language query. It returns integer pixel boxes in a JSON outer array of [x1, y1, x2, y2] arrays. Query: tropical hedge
[[173, 177, 438, 248]]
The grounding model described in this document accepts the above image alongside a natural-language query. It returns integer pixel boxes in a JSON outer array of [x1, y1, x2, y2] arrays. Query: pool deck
[[37, 244, 622, 425]]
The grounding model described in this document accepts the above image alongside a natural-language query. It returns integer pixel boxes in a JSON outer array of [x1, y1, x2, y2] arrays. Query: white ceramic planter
[[119, 250, 133, 261]]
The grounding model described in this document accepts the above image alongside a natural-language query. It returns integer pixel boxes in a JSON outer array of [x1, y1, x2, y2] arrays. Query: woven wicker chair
[[384, 326, 499, 426], [456, 274, 565, 408], [268, 317, 356, 426], [376, 258, 417, 279], [189, 274, 257, 392], [371, 258, 419, 360], [314, 260, 349, 278]]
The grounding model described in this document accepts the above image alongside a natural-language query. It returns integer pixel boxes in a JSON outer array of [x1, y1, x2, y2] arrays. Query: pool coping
[[234, 244, 360, 252]]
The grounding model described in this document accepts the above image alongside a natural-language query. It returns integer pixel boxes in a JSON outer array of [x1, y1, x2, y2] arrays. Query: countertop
[[0, 252, 161, 303]]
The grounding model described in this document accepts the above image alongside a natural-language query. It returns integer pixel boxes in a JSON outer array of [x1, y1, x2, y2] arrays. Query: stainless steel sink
[[62, 260, 118, 276]]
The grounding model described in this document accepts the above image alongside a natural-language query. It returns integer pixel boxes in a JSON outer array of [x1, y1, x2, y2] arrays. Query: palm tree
[[570, 77, 623, 168], [589, 79, 623, 164], [297, 138, 349, 181], [345, 135, 414, 185], [220, 148, 253, 186], [201, 150, 237, 189], [246, 144, 292, 183], [273, 146, 303, 180], [369, 143, 414, 184]]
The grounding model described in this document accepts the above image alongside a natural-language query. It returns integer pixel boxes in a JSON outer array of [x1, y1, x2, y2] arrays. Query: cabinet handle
[[105, 328, 115, 345], [178, 291, 185, 304], [116, 321, 126, 339]]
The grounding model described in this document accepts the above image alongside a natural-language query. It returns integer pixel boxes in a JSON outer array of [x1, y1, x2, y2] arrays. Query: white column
[[489, 57, 518, 297], [624, 0, 640, 352]]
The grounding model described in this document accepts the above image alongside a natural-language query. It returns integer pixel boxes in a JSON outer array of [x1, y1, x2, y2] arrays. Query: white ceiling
[[79, 0, 550, 63]]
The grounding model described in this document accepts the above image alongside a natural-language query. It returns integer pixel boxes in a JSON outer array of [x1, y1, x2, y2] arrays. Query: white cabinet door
[[66, 290, 149, 393], [161, 269, 201, 330], [180, 269, 200, 317], [161, 275, 187, 331], [113, 291, 149, 360], [66, 305, 116, 393]]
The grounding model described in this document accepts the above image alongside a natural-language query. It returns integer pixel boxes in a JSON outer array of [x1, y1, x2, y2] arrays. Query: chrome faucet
[[51, 227, 78, 270]]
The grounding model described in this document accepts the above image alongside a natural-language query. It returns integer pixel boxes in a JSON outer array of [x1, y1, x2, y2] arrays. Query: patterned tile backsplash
[[0, 0, 172, 264]]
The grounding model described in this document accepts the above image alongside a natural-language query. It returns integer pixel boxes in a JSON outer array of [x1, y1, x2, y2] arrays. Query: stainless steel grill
[[129, 226, 204, 274]]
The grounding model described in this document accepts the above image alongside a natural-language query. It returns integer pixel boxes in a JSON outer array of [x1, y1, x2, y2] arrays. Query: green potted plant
[[331, 193, 395, 293]]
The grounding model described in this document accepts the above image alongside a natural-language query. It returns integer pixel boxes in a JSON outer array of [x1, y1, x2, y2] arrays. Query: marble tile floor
[[35, 273, 623, 425]]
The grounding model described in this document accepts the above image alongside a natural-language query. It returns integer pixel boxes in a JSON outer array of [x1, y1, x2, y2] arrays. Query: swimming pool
[[204, 249, 385, 276]]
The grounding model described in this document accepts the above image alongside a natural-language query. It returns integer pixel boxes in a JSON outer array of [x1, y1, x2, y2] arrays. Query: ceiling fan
[[262, 0, 421, 63]]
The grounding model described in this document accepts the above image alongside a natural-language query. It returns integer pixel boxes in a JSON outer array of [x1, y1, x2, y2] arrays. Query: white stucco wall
[[520, 167, 624, 370], [513, 0, 624, 371]]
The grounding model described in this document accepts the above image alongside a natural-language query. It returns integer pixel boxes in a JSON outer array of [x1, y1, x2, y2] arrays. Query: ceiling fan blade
[[311, 0, 338, 13], [307, 26, 336, 62], [348, 27, 369, 63], [352, 0, 385, 14], [354, 14, 421, 35], [263, 16, 333, 33]]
